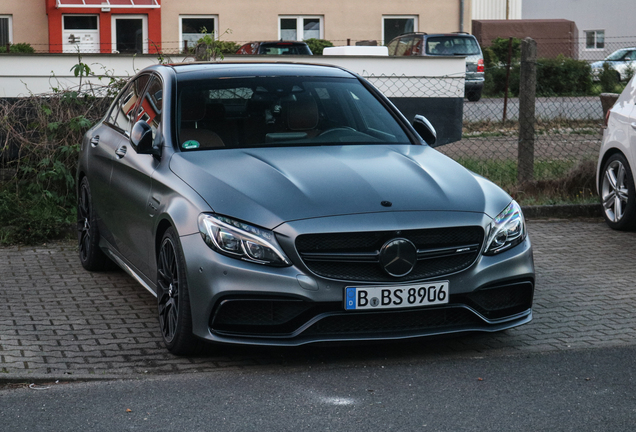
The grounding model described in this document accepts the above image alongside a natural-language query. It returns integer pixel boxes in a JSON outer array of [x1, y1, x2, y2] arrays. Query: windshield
[[176, 76, 411, 151], [606, 49, 631, 61], [425, 36, 481, 56]]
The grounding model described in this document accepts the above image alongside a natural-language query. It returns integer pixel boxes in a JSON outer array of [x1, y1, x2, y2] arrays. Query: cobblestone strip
[[1, 220, 636, 377]]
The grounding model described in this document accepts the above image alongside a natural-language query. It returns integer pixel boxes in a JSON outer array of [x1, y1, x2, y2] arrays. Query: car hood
[[170, 145, 511, 229]]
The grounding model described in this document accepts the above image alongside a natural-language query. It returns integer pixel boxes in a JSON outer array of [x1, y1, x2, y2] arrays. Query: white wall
[[522, 0, 636, 60], [0, 54, 465, 98], [473, 0, 522, 20]]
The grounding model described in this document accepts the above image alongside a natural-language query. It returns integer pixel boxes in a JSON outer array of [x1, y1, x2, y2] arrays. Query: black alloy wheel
[[157, 227, 201, 355], [77, 177, 112, 271]]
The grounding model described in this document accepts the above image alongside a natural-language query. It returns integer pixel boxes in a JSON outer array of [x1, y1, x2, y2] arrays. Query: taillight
[[477, 58, 485, 73], [604, 109, 611, 128]]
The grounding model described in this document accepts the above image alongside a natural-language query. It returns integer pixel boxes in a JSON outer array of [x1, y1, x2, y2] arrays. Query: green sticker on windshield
[[182, 140, 200, 149]]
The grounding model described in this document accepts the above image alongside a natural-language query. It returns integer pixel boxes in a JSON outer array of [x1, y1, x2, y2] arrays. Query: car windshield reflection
[[177, 76, 411, 150]]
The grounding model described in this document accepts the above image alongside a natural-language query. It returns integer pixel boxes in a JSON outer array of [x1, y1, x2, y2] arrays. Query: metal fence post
[[518, 37, 537, 184]]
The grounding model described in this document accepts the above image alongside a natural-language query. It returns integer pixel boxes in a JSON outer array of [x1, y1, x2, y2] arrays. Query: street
[[464, 96, 602, 122], [1, 346, 635, 431]]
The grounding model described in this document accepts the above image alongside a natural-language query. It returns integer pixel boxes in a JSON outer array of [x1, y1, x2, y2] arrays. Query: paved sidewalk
[[2, 220, 636, 379]]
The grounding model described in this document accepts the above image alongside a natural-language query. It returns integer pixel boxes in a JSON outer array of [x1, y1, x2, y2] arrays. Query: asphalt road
[[1, 345, 635, 432], [464, 96, 602, 122]]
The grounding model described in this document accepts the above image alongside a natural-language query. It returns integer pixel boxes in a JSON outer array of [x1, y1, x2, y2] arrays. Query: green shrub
[[483, 53, 593, 97], [536, 55, 593, 96], [305, 38, 334, 55], [0, 43, 36, 54], [487, 37, 521, 66], [599, 62, 620, 93]]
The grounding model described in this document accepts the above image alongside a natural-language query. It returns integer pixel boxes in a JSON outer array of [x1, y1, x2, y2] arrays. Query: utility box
[[472, 19, 578, 59]]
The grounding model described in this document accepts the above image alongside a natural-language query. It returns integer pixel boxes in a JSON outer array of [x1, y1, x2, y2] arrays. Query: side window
[[412, 37, 423, 55], [386, 38, 399, 56], [138, 76, 163, 139], [395, 35, 414, 56], [106, 75, 151, 136]]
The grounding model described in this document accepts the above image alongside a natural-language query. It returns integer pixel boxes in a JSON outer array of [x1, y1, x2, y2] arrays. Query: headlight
[[198, 214, 291, 266], [484, 200, 526, 256]]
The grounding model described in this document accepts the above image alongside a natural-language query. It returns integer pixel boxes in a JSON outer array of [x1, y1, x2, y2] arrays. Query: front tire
[[157, 227, 201, 355], [77, 177, 113, 271], [600, 153, 636, 230]]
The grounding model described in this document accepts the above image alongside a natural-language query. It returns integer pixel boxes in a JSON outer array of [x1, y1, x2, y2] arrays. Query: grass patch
[[455, 157, 598, 206]]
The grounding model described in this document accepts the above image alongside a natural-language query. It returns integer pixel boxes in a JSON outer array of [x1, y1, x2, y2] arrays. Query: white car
[[597, 76, 636, 230], [591, 48, 636, 82]]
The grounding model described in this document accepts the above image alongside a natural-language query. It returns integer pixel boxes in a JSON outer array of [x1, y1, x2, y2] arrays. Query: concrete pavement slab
[[1, 220, 636, 379]]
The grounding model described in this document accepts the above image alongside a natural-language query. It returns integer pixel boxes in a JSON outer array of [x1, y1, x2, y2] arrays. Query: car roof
[[392, 32, 477, 38], [158, 62, 356, 80], [257, 41, 310, 45]]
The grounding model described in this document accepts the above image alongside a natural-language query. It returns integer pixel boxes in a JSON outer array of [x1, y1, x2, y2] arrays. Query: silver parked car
[[597, 76, 636, 230], [77, 62, 534, 355], [591, 47, 636, 82], [386, 32, 485, 101]]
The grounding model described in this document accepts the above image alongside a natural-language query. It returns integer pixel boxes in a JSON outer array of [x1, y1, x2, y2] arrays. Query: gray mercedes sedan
[[77, 62, 534, 355]]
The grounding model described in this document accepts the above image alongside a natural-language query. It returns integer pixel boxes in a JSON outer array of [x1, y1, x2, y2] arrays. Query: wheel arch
[[155, 217, 175, 260], [598, 148, 627, 191]]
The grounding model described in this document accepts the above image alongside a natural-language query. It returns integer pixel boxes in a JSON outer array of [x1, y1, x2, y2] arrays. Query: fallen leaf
[[126, 409, 132, 413]]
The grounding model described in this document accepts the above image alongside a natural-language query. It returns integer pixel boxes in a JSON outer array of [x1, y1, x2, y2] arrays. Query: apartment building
[[1, 0, 473, 53]]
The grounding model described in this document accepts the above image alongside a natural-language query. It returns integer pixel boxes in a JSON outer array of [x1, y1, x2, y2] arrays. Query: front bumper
[[181, 211, 535, 346]]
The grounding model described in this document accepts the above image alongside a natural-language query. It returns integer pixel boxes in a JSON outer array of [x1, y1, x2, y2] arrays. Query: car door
[[108, 74, 163, 277], [88, 77, 148, 246]]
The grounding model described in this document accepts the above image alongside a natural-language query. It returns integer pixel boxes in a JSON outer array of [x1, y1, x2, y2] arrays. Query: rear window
[[176, 76, 411, 151], [425, 36, 481, 56], [258, 43, 312, 55]]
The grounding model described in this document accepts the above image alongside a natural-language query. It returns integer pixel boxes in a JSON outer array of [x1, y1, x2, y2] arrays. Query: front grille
[[295, 226, 484, 282], [208, 281, 533, 338]]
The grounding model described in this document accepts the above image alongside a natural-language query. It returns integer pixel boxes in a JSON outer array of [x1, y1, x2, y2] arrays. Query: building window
[[279, 16, 322, 41], [0, 15, 13, 46], [62, 15, 99, 53], [383, 16, 417, 45], [585, 30, 605, 50], [180, 15, 218, 51], [111, 15, 148, 54]]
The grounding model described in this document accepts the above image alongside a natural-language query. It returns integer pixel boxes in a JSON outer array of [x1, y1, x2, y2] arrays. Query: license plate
[[344, 282, 449, 311]]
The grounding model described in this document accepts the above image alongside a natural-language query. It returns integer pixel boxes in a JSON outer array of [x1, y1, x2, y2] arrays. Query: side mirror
[[412, 115, 437, 146], [131, 121, 161, 157]]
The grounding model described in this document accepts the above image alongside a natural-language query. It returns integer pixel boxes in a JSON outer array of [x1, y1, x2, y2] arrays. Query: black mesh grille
[[296, 226, 484, 282], [211, 299, 336, 335], [457, 281, 534, 320]]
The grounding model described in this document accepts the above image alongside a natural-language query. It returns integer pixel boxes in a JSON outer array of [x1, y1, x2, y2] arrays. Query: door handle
[[115, 146, 127, 158], [90, 135, 99, 147], [631, 122, 636, 130]]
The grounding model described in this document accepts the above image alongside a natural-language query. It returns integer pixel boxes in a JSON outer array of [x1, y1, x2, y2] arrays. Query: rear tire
[[466, 87, 482, 102], [77, 177, 114, 271], [157, 227, 202, 355], [600, 153, 636, 230]]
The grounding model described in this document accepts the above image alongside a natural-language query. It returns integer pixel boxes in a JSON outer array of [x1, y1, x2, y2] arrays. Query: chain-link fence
[[10, 34, 632, 203], [439, 36, 630, 202]]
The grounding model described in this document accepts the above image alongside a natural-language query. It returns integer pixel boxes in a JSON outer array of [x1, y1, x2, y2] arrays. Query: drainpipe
[[459, 0, 464, 32]]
